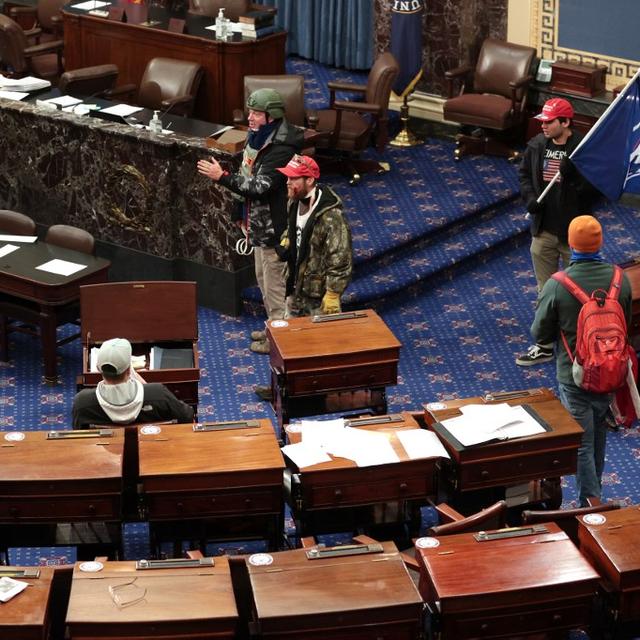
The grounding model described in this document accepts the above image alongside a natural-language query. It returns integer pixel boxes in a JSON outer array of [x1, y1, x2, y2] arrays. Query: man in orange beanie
[[530, 215, 632, 506]]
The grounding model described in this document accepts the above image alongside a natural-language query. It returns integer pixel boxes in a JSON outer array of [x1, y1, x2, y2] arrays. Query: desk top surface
[[578, 505, 640, 576], [138, 420, 285, 477], [0, 239, 109, 287], [0, 566, 55, 628], [246, 541, 422, 619], [267, 309, 401, 360], [0, 429, 124, 482], [285, 412, 439, 472], [66, 559, 237, 624], [416, 522, 599, 601]]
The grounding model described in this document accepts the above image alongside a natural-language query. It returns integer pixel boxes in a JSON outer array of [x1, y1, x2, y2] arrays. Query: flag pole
[[536, 66, 640, 204]]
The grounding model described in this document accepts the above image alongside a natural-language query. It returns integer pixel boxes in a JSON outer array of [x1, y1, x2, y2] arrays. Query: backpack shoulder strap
[[551, 271, 590, 304], [608, 265, 623, 301]]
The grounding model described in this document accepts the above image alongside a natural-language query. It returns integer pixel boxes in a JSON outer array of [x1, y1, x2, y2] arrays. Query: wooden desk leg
[[40, 310, 58, 384]]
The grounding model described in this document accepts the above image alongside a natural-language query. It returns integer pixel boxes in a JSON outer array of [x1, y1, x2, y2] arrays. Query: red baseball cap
[[535, 97, 574, 121], [277, 154, 320, 179]]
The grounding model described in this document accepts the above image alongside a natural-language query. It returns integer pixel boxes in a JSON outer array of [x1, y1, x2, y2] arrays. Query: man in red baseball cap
[[516, 97, 601, 366]]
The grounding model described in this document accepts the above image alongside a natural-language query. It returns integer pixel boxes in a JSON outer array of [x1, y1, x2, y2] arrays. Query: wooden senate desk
[[621, 259, 640, 349], [137, 420, 285, 550], [415, 522, 599, 639], [80, 281, 200, 411], [0, 239, 110, 383], [424, 388, 583, 507], [578, 505, 640, 627], [243, 541, 423, 639], [267, 309, 401, 435], [65, 558, 238, 639], [284, 412, 439, 536], [0, 566, 56, 640], [61, 2, 287, 124]]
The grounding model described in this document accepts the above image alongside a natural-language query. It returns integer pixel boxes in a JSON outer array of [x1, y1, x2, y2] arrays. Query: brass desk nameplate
[[345, 414, 404, 428], [193, 420, 260, 432], [47, 429, 114, 439], [474, 525, 549, 542], [0, 568, 40, 578], [311, 311, 368, 323], [306, 543, 384, 560], [136, 558, 215, 570], [483, 389, 544, 403]]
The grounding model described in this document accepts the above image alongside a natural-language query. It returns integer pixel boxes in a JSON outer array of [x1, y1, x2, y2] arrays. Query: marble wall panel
[[0, 100, 249, 274], [374, 0, 508, 97]]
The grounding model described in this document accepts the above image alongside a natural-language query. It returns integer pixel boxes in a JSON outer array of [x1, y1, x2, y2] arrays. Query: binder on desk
[[150, 346, 194, 369]]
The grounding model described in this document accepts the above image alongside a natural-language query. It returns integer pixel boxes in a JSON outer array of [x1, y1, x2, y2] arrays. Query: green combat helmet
[[246, 88, 285, 119]]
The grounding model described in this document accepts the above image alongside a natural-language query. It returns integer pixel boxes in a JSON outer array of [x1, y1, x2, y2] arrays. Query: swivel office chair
[[58, 64, 119, 98]]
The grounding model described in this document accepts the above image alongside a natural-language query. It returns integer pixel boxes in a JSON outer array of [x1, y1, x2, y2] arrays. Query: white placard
[[35, 259, 87, 277], [0, 244, 20, 258], [70, 0, 109, 9], [100, 103, 144, 117], [0, 234, 37, 243], [0, 90, 28, 101], [43, 95, 83, 107]]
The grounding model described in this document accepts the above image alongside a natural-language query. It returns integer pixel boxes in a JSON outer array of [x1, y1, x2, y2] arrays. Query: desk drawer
[[458, 448, 576, 490], [446, 601, 590, 638], [0, 496, 120, 522], [146, 489, 281, 519], [288, 362, 397, 396]]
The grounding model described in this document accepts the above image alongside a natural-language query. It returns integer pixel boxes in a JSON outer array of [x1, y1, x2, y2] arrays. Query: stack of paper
[[0, 74, 51, 92], [440, 403, 546, 447], [0, 577, 29, 603]]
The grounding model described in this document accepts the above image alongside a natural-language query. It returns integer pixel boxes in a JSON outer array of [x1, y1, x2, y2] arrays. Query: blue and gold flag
[[390, 0, 425, 97]]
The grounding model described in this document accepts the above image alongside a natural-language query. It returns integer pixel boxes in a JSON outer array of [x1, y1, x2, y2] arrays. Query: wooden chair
[[9, 0, 66, 41], [58, 64, 120, 99], [426, 500, 507, 536]]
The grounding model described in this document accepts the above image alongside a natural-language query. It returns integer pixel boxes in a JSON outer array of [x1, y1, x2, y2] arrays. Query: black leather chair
[[0, 210, 36, 235], [58, 64, 119, 98]]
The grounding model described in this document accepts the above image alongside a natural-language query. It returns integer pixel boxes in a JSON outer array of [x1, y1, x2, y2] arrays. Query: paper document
[[396, 429, 450, 460], [100, 104, 143, 117], [0, 244, 20, 258], [440, 403, 546, 447], [281, 441, 332, 469], [71, 0, 109, 9], [0, 577, 29, 603], [35, 259, 87, 277], [326, 427, 400, 467], [299, 418, 345, 449], [0, 90, 28, 101], [0, 234, 36, 243], [0, 75, 51, 91], [44, 95, 83, 107]]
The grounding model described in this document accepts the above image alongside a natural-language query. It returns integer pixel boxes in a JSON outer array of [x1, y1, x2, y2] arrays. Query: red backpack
[[552, 266, 630, 393]]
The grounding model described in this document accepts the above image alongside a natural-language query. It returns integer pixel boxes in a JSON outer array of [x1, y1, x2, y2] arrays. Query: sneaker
[[254, 385, 272, 401], [250, 339, 270, 355], [250, 330, 266, 341], [515, 344, 553, 366]]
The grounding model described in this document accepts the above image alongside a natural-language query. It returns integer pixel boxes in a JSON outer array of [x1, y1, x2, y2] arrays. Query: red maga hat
[[535, 97, 574, 121], [277, 154, 320, 179]]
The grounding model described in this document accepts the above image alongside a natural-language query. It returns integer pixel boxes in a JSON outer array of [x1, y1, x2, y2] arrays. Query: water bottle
[[149, 110, 162, 134]]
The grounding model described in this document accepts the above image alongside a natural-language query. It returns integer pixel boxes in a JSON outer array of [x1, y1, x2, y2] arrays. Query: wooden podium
[[424, 388, 583, 504], [137, 420, 285, 550], [80, 281, 200, 410], [242, 541, 423, 638], [578, 505, 640, 627], [65, 559, 238, 639], [415, 522, 599, 638], [284, 412, 439, 535], [267, 309, 401, 434]]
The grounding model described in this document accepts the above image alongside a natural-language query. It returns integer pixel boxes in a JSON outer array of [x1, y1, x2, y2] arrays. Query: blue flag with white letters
[[390, 0, 424, 97], [571, 72, 640, 201]]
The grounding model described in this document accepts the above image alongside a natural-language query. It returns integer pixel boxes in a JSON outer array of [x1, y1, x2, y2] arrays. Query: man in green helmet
[[197, 88, 303, 354]]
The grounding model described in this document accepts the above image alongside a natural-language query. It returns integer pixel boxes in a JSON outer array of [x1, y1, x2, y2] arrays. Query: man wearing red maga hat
[[516, 97, 601, 366]]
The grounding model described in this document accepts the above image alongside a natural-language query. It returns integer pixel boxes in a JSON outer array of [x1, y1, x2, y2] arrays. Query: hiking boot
[[250, 339, 270, 355], [254, 385, 272, 401], [515, 344, 553, 366], [250, 330, 266, 341]]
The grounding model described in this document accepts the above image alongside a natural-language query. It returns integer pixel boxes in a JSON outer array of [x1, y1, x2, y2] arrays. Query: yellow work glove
[[320, 290, 341, 314], [280, 236, 290, 250]]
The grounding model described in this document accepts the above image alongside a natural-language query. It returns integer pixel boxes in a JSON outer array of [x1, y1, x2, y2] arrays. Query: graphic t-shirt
[[541, 140, 567, 237]]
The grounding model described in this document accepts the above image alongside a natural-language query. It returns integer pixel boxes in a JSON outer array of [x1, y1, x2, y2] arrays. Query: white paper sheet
[[322, 427, 399, 467], [0, 234, 36, 243], [0, 244, 20, 258], [100, 104, 144, 117], [44, 95, 83, 107], [0, 577, 29, 603], [299, 418, 345, 449], [0, 75, 51, 91], [35, 259, 87, 277], [70, 0, 109, 9], [440, 403, 546, 447], [396, 429, 450, 460], [281, 441, 332, 469], [0, 90, 28, 101]]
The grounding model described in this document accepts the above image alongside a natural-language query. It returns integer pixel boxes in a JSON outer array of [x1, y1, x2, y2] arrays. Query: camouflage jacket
[[279, 185, 352, 308], [219, 119, 303, 248]]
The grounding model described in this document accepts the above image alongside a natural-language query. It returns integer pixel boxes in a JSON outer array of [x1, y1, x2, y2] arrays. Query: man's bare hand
[[197, 158, 224, 181]]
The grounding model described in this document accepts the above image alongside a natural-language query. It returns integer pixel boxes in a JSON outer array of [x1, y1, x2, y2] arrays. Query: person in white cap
[[72, 338, 193, 428]]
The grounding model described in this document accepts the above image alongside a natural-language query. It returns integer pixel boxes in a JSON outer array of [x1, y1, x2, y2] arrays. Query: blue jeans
[[558, 382, 611, 507]]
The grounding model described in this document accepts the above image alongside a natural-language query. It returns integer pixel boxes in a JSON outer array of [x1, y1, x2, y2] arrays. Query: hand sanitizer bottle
[[149, 110, 162, 134], [215, 7, 227, 40]]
